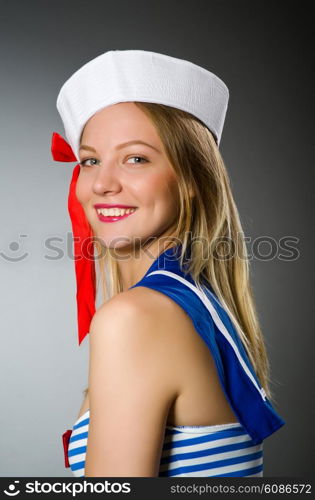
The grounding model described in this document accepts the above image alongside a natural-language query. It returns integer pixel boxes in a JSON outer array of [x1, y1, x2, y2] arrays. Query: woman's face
[[76, 102, 179, 250]]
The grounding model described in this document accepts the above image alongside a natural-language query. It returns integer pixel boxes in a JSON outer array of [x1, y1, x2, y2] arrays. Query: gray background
[[0, 0, 313, 477]]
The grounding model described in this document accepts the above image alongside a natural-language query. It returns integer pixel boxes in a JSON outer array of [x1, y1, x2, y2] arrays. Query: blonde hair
[[87, 102, 273, 401]]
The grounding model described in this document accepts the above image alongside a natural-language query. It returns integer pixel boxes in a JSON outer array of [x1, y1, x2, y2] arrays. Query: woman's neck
[[115, 238, 179, 292]]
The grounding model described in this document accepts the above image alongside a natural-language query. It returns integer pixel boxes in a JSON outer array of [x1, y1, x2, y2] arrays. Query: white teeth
[[96, 207, 136, 216]]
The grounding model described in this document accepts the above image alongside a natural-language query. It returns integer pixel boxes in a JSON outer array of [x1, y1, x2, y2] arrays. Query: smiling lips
[[95, 206, 137, 223]]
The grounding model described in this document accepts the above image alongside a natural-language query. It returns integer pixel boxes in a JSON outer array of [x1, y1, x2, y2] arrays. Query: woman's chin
[[92, 235, 140, 251]]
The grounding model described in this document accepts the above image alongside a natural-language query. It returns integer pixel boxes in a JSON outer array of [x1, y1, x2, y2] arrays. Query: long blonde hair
[[89, 102, 273, 401]]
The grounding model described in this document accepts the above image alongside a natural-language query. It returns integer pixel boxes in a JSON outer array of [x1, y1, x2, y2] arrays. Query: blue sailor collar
[[129, 244, 285, 444]]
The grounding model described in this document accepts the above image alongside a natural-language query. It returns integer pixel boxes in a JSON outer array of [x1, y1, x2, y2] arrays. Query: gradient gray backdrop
[[0, 0, 313, 477]]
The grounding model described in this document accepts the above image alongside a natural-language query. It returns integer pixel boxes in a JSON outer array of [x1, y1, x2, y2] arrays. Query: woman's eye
[[126, 156, 148, 165], [79, 156, 148, 167], [79, 158, 99, 167]]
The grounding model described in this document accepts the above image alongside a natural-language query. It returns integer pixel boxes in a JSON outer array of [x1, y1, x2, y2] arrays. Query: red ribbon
[[62, 429, 72, 468], [51, 132, 96, 346], [51, 132, 77, 162]]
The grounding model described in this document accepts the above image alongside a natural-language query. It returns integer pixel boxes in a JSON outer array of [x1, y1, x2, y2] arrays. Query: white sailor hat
[[56, 49, 229, 161]]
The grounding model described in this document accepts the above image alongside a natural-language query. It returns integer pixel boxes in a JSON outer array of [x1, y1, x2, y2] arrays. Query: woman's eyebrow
[[79, 140, 161, 153]]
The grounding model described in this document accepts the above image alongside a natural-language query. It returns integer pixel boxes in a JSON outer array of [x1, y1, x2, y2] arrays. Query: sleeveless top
[[67, 409, 264, 477], [62, 244, 285, 476]]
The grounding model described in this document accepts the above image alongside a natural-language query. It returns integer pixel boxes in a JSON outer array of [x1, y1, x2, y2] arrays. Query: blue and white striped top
[[68, 409, 264, 477], [63, 244, 284, 476]]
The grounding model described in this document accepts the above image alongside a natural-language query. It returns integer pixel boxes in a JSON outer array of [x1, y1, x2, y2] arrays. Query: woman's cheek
[[75, 174, 92, 205]]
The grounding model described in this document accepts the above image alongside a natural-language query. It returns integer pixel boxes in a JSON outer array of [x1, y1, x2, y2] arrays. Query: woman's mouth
[[95, 207, 137, 223]]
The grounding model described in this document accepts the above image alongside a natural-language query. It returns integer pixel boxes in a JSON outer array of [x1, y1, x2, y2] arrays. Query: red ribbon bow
[[62, 429, 72, 468], [51, 132, 96, 346]]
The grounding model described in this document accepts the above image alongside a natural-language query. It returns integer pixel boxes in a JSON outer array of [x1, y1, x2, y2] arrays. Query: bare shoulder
[[90, 285, 191, 340], [89, 286, 194, 392], [90, 286, 194, 347]]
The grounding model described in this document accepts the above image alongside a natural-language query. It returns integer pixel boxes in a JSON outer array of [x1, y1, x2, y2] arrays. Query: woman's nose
[[92, 162, 122, 195]]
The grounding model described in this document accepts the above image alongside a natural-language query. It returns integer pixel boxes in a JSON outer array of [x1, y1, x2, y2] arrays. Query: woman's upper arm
[[85, 291, 178, 477]]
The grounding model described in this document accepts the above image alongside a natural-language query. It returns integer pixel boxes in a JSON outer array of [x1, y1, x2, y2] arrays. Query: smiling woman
[[52, 49, 285, 477], [75, 102, 180, 254]]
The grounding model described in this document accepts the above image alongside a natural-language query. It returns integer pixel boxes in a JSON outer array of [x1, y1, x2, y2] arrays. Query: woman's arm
[[84, 289, 179, 477]]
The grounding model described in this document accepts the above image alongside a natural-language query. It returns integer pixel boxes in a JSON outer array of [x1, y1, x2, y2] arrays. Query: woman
[[52, 49, 285, 477]]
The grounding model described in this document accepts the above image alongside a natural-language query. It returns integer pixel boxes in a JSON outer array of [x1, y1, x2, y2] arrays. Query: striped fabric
[[68, 409, 263, 477], [68, 410, 88, 477]]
